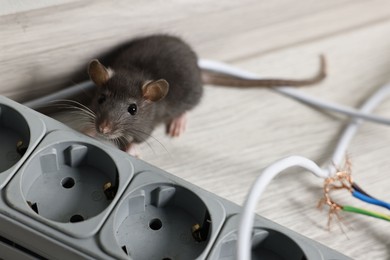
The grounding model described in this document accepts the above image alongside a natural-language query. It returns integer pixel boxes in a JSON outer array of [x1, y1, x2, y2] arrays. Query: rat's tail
[[200, 55, 326, 87]]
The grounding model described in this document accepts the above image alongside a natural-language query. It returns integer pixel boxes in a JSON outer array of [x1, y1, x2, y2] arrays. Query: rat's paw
[[167, 112, 187, 137]]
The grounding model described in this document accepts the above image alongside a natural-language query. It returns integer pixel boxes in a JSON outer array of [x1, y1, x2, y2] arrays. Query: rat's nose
[[98, 121, 113, 134]]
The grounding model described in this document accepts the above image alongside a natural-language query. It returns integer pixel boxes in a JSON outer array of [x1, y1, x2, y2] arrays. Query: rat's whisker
[[47, 101, 96, 119], [44, 103, 96, 120], [118, 136, 129, 150], [111, 137, 120, 149], [131, 133, 155, 154], [59, 109, 94, 119], [62, 105, 96, 119], [51, 99, 95, 115], [130, 128, 169, 155]]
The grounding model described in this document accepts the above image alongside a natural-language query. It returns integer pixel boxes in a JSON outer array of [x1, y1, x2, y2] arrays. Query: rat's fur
[[87, 35, 203, 151]]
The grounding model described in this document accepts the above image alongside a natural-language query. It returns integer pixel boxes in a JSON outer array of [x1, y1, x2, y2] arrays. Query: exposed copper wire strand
[[318, 158, 354, 230]]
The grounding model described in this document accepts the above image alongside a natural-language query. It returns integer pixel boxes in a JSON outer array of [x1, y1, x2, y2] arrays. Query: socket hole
[[149, 218, 162, 230], [27, 201, 39, 214], [122, 245, 128, 255], [162, 258, 172, 260], [70, 214, 84, 223], [30, 203, 38, 214], [61, 177, 75, 189]]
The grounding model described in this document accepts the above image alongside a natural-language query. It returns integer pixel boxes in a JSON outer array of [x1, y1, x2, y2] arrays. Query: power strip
[[0, 95, 350, 260]]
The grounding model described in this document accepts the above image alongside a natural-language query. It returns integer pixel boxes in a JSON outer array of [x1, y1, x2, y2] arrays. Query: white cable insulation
[[327, 82, 390, 174], [237, 156, 328, 260], [198, 59, 390, 126], [198, 58, 390, 173], [23, 81, 95, 109]]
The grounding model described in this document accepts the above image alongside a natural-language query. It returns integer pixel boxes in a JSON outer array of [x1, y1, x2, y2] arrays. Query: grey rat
[[83, 35, 326, 155]]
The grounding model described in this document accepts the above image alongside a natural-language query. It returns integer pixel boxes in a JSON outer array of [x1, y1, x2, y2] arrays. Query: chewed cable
[[228, 61, 390, 259], [318, 168, 390, 228], [237, 80, 390, 259]]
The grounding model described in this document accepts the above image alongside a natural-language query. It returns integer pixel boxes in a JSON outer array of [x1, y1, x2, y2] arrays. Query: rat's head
[[87, 59, 169, 145]]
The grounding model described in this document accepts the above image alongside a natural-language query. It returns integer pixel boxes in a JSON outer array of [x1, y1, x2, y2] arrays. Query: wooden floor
[[2, 1, 390, 259]]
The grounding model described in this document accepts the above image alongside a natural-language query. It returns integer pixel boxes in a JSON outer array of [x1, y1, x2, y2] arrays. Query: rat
[[76, 34, 326, 156]]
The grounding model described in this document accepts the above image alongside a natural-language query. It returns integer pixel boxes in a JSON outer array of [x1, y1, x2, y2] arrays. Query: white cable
[[327, 82, 390, 174], [199, 57, 390, 174], [198, 59, 390, 126], [237, 156, 328, 260], [23, 81, 95, 109], [237, 81, 390, 260]]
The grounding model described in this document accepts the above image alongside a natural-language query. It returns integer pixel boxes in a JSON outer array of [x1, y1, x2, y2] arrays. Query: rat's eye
[[98, 94, 106, 104], [128, 103, 137, 115]]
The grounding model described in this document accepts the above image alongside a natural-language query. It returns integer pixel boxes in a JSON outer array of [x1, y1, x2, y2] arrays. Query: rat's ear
[[142, 79, 169, 102], [88, 59, 114, 87]]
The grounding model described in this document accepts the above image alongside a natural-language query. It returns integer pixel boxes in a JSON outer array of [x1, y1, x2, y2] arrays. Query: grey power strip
[[0, 95, 351, 260]]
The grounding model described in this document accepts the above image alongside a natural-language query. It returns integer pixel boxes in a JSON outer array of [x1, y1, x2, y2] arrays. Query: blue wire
[[352, 190, 390, 211]]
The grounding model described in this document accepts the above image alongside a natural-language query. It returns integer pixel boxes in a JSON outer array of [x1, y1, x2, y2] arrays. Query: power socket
[[0, 95, 351, 260]]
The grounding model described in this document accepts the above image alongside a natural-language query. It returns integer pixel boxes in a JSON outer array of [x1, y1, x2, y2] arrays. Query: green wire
[[342, 205, 390, 222]]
